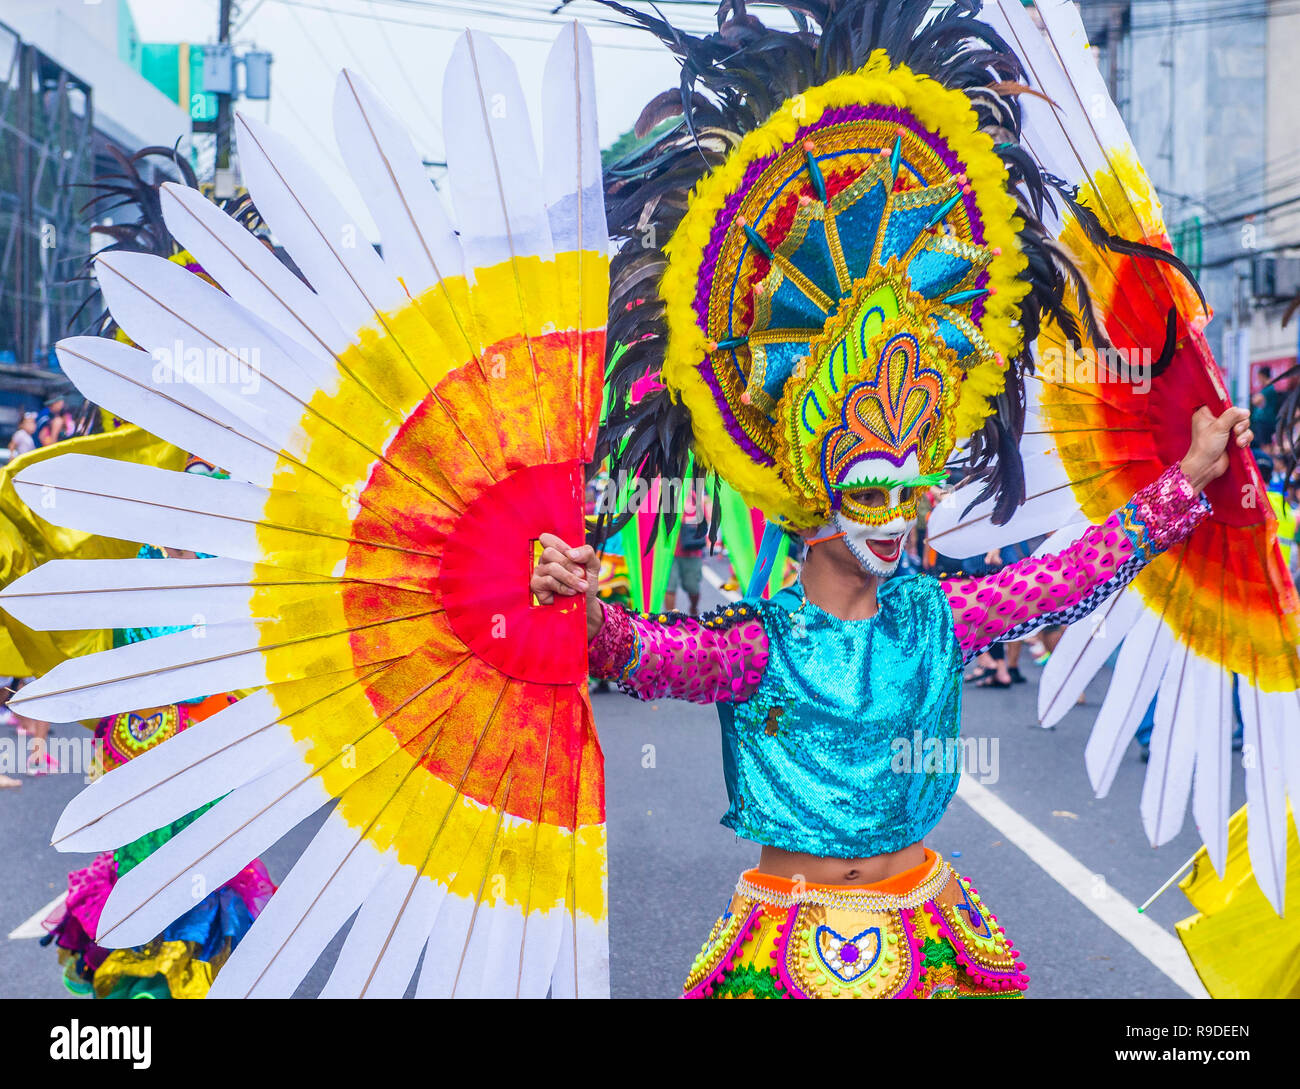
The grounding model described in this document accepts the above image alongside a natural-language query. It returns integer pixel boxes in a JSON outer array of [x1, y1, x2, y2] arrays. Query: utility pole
[[1106, 4, 1123, 105], [15, 42, 32, 368], [215, 0, 235, 196], [196, 1, 270, 193]]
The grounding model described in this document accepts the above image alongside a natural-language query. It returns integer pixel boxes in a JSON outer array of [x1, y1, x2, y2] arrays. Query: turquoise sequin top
[[718, 576, 961, 857], [584, 465, 1211, 858]]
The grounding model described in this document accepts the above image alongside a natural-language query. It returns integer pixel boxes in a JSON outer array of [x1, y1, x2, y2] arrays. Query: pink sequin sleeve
[[586, 600, 769, 704], [942, 464, 1210, 663]]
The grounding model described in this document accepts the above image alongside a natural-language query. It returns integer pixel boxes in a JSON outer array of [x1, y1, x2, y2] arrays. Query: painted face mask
[[834, 479, 920, 578], [657, 57, 1028, 555], [837, 513, 912, 577]]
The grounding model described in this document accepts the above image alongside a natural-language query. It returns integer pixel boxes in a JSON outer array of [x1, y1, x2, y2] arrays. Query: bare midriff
[[756, 840, 927, 885]]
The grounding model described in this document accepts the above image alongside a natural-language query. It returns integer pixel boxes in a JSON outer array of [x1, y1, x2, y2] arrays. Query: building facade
[[0, 0, 190, 431], [1082, 0, 1300, 405]]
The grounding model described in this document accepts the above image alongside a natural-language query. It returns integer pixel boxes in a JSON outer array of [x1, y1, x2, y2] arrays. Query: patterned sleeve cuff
[[1122, 463, 1211, 559], [587, 601, 635, 679]]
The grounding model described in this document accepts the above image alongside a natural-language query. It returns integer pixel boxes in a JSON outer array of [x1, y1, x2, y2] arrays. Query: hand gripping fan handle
[[439, 460, 588, 685]]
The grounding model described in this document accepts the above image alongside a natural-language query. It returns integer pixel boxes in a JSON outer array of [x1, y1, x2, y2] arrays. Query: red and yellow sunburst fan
[[930, 0, 1300, 913], [1036, 193, 1300, 693], [0, 27, 611, 997]]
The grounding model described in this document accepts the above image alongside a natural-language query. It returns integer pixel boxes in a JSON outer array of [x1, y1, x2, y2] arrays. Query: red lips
[[865, 536, 902, 561]]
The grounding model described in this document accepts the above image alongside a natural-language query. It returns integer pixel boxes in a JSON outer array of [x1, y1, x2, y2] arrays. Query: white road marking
[[954, 778, 1207, 997], [705, 569, 1207, 997], [8, 892, 66, 939]]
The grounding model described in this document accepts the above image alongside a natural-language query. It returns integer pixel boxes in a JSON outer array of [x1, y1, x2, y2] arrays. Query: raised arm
[[530, 532, 768, 703], [588, 601, 768, 703], [942, 406, 1251, 663]]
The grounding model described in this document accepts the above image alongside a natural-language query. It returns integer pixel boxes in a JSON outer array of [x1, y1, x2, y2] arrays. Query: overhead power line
[[262, 0, 684, 50]]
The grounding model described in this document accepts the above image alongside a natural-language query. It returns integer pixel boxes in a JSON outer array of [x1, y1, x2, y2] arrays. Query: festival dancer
[[3, 4, 1295, 1001], [528, 0, 1295, 997], [536, 409, 1247, 998]]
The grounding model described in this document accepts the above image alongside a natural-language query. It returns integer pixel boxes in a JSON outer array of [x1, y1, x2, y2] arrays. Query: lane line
[[703, 567, 1206, 997], [955, 778, 1206, 998], [8, 892, 66, 940]]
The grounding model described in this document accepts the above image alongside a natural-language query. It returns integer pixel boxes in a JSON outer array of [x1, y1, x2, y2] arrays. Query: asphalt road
[[0, 573, 1241, 999]]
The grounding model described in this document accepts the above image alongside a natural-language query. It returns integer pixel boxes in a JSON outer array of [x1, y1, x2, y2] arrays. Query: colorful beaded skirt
[[40, 692, 275, 998], [683, 852, 1029, 999], [43, 851, 274, 999]]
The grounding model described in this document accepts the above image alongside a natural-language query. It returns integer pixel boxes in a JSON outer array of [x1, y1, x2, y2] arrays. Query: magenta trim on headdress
[[690, 103, 990, 465]]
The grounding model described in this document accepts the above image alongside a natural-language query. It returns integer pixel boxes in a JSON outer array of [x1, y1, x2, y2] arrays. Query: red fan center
[[439, 460, 589, 685]]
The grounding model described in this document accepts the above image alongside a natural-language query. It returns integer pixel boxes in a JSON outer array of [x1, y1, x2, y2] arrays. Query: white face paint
[[825, 452, 924, 576], [832, 504, 917, 578]]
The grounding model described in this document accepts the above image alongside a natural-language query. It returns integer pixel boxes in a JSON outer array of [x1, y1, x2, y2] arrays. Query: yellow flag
[[1175, 803, 1300, 998], [0, 426, 187, 678]]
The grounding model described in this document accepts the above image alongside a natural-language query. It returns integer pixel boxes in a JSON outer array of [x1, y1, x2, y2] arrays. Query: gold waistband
[[735, 857, 951, 913]]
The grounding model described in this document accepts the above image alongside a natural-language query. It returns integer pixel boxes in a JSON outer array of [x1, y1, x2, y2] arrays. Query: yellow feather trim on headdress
[[660, 52, 1028, 524]]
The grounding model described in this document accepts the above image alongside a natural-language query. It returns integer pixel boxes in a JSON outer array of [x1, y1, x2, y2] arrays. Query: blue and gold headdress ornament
[[598, 0, 1122, 530], [661, 54, 1026, 525]]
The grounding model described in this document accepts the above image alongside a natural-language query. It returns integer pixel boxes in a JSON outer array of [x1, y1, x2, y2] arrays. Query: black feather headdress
[[584, 0, 1202, 529], [70, 144, 265, 339]]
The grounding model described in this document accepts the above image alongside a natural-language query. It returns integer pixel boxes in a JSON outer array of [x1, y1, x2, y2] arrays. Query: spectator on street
[[36, 396, 75, 448], [1255, 449, 1299, 584], [1, 676, 54, 776], [1249, 366, 1280, 449], [8, 412, 36, 459]]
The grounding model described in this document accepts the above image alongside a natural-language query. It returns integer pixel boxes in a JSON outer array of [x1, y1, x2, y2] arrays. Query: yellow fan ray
[[240, 247, 610, 926]]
